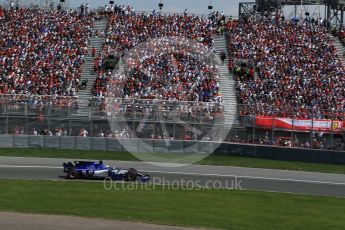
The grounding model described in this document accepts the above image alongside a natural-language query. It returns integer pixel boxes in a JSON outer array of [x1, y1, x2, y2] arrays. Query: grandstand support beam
[[255, 0, 282, 17], [239, 2, 256, 19], [327, 5, 344, 27], [327, 3, 331, 19], [325, 1, 345, 27], [249, 0, 345, 26]]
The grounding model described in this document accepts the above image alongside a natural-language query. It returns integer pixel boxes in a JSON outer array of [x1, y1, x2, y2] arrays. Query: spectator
[[79, 128, 88, 137], [92, 47, 96, 57], [98, 129, 105, 138], [220, 51, 226, 65], [32, 128, 38, 136]]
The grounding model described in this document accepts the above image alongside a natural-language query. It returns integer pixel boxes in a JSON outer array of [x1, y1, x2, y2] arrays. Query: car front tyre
[[67, 168, 76, 179]]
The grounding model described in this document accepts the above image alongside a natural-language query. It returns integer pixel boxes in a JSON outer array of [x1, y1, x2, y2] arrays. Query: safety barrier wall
[[0, 135, 212, 154], [216, 143, 345, 164], [1, 135, 344, 164]]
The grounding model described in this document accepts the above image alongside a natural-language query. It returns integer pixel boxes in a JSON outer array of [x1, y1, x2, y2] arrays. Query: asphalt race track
[[0, 212, 199, 230], [0, 156, 345, 197]]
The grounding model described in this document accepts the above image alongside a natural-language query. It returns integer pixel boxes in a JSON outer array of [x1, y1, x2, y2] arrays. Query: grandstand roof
[[257, 0, 345, 6]]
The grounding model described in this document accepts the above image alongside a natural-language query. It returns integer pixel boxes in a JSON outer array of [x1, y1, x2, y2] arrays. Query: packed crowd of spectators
[[92, 12, 225, 106], [104, 98, 224, 123], [121, 38, 221, 102], [92, 10, 225, 101], [92, 70, 113, 98], [228, 129, 345, 151], [6, 124, 132, 139], [5, 121, 344, 150], [0, 7, 93, 101], [0, 95, 78, 113], [228, 16, 345, 120], [92, 37, 224, 124], [0, 5, 226, 118], [103, 12, 217, 56]]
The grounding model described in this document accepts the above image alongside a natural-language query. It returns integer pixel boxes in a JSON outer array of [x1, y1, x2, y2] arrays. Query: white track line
[[0, 165, 62, 169], [0, 164, 345, 186], [136, 170, 345, 186]]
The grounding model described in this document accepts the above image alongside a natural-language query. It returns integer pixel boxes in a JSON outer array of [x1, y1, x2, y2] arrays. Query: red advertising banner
[[255, 116, 344, 133]]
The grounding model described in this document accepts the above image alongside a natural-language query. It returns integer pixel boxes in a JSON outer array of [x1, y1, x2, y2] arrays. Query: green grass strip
[[0, 179, 344, 230]]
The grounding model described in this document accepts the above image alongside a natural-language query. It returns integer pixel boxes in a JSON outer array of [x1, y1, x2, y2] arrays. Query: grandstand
[[0, 8, 92, 96], [228, 16, 344, 119], [0, 2, 344, 151]]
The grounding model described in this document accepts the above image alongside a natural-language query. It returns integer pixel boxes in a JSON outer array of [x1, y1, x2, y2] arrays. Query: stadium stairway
[[213, 35, 237, 127], [332, 36, 345, 66], [74, 19, 108, 118]]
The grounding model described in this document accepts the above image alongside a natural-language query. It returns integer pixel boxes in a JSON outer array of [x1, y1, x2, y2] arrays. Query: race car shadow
[[58, 175, 105, 181]]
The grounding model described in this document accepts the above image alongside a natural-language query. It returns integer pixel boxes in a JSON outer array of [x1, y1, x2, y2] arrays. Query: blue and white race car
[[63, 160, 150, 182]]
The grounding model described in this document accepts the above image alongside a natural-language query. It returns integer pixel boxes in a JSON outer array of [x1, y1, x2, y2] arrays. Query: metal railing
[[0, 95, 343, 151]]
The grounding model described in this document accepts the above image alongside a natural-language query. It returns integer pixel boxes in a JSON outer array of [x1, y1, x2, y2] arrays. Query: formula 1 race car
[[63, 160, 150, 182]]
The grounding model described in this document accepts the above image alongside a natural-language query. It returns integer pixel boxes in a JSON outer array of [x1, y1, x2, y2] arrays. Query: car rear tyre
[[126, 168, 138, 182]]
